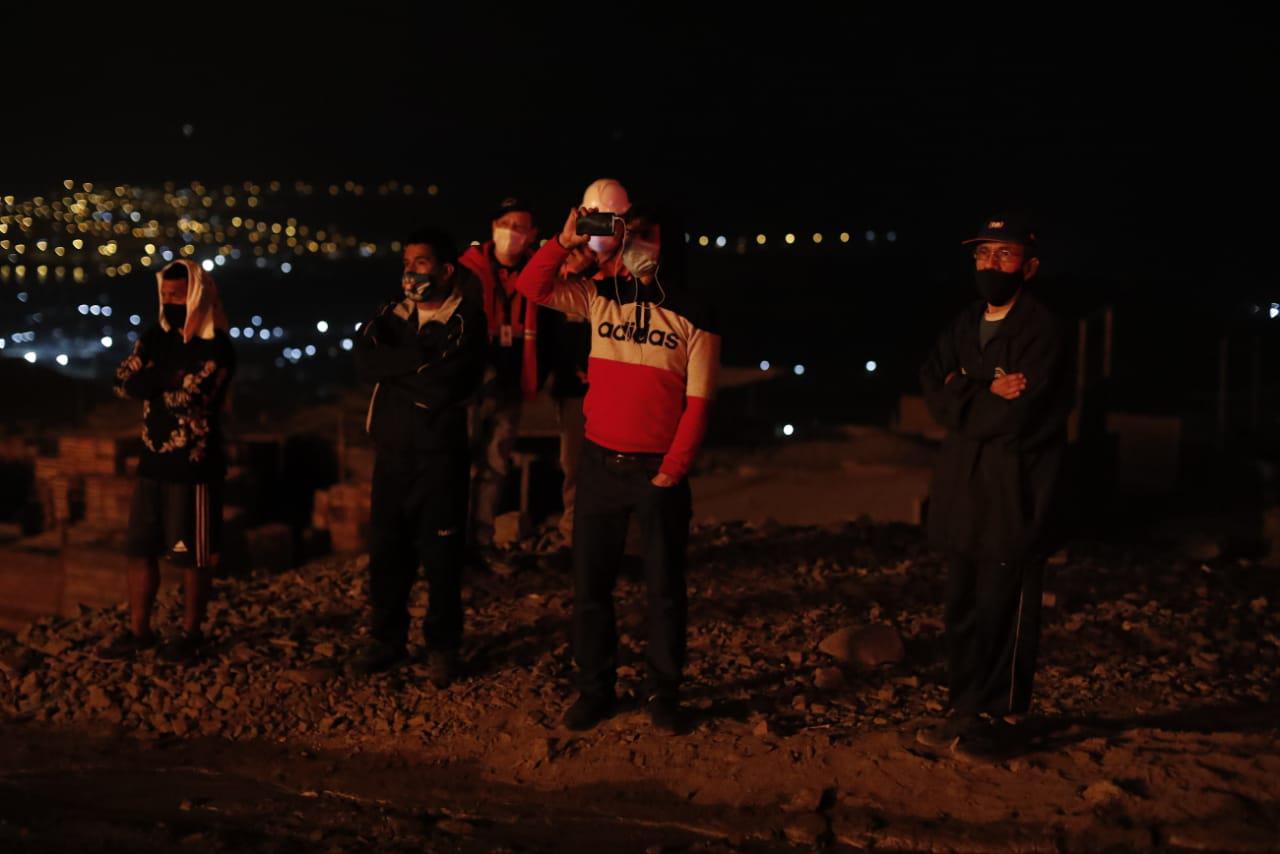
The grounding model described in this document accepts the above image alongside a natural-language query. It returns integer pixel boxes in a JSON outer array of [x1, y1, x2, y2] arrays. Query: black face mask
[[975, 269, 1023, 306], [163, 304, 187, 331]]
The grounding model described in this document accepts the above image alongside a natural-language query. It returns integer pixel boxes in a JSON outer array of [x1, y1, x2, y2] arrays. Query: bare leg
[[183, 566, 211, 634], [126, 557, 160, 637]]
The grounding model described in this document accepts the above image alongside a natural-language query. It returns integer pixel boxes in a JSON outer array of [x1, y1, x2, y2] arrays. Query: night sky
[[6, 9, 1270, 281]]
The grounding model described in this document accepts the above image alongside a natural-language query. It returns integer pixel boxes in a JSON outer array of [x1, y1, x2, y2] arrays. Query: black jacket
[[113, 327, 236, 483], [920, 291, 1071, 562], [356, 272, 487, 454]]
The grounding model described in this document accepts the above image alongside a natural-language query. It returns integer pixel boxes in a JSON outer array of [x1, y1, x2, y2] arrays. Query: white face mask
[[493, 227, 529, 259], [588, 234, 619, 257], [622, 238, 660, 278]]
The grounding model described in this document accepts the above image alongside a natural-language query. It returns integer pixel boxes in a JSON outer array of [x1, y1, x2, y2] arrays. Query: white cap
[[581, 178, 630, 215]]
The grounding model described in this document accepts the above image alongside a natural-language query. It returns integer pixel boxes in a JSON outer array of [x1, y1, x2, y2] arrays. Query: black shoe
[[350, 641, 408, 677], [158, 630, 205, 664], [98, 630, 157, 661], [954, 717, 1020, 762], [563, 692, 616, 731], [646, 693, 686, 734], [427, 649, 459, 689]]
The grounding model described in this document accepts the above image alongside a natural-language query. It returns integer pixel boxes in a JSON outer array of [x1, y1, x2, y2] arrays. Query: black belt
[[587, 440, 663, 468]]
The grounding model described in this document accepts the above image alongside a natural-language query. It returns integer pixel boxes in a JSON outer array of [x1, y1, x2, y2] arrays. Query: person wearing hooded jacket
[[915, 214, 1071, 759], [515, 199, 721, 733], [101, 259, 236, 663], [351, 226, 487, 686]]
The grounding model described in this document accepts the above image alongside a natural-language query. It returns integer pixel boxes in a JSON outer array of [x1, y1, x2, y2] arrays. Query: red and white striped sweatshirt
[[515, 239, 720, 481]]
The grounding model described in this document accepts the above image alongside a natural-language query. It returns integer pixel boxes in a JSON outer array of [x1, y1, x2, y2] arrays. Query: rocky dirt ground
[[2, 518, 1278, 851]]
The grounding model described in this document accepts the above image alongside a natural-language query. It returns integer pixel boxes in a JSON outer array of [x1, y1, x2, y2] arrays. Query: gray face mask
[[621, 238, 660, 278]]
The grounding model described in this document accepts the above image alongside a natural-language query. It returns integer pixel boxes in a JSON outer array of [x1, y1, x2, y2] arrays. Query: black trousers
[[572, 441, 692, 699], [368, 449, 469, 650], [945, 554, 1045, 716]]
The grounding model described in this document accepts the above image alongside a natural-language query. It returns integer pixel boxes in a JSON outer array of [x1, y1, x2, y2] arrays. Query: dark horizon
[[4, 10, 1272, 281]]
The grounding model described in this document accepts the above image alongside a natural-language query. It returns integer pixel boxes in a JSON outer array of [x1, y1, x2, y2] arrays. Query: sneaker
[[646, 693, 686, 734], [563, 692, 616, 731], [98, 630, 157, 661], [427, 649, 459, 689], [158, 630, 206, 664], [915, 714, 980, 750], [349, 641, 408, 677]]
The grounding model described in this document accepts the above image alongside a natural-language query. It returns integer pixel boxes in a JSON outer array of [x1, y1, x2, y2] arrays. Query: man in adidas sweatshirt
[[515, 203, 720, 732]]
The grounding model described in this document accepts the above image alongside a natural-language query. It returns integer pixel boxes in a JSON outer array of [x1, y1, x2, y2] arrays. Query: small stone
[[783, 814, 828, 846], [436, 819, 474, 837], [784, 787, 826, 814], [814, 668, 844, 690], [86, 686, 112, 711], [38, 637, 73, 657], [1082, 780, 1125, 804], [530, 737, 557, 764], [492, 512, 530, 548], [283, 667, 335, 686], [818, 625, 905, 668]]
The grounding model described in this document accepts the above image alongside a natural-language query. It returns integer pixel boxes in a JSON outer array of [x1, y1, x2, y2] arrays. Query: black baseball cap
[[490, 196, 534, 223], [961, 212, 1037, 247]]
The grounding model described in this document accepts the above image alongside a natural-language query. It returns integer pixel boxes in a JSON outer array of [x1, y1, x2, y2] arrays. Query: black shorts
[[125, 477, 223, 567]]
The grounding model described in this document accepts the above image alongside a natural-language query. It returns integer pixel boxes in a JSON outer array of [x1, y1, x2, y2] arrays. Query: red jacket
[[458, 242, 540, 401]]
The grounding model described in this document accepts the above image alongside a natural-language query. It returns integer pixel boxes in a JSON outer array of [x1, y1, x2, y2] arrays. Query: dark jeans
[[572, 441, 692, 699], [368, 449, 469, 650]]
